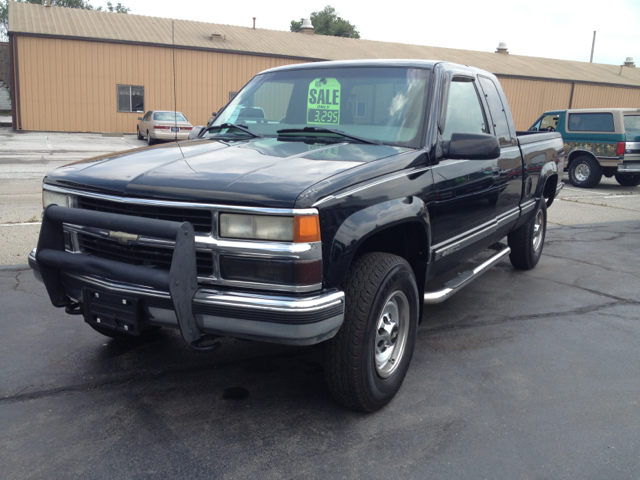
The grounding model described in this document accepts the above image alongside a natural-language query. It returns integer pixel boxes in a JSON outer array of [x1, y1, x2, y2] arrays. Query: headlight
[[219, 214, 320, 243], [42, 190, 70, 209]]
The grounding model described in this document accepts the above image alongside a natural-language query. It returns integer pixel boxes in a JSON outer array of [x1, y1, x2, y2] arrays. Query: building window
[[353, 101, 367, 118], [117, 85, 145, 113]]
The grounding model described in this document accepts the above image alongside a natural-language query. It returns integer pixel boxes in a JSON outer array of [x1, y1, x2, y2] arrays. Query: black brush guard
[[36, 205, 203, 346]]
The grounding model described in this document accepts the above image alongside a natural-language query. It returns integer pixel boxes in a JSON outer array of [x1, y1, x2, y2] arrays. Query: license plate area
[[83, 288, 142, 335], [171, 127, 179, 132]]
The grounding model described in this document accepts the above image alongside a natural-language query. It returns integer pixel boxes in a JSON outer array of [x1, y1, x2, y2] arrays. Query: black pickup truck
[[30, 60, 564, 411]]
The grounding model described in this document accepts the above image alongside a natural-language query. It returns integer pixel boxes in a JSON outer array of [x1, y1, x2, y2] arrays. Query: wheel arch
[[567, 149, 598, 167], [325, 197, 431, 294]]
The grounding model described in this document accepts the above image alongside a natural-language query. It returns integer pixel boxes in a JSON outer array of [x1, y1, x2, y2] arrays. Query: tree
[[290, 6, 360, 39], [0, 0, 130, 42]]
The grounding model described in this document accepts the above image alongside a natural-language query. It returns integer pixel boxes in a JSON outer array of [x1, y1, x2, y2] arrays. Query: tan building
[[6, 1, 640, 133]]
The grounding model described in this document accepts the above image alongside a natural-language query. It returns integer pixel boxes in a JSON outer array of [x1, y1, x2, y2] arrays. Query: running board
[[423, 243, 511, 305]]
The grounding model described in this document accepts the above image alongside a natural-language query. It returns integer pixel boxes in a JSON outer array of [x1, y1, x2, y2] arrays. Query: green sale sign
[[307, 78, 341, 125]]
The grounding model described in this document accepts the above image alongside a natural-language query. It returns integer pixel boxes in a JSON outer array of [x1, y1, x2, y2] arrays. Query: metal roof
[[8, 1, 640, 88]]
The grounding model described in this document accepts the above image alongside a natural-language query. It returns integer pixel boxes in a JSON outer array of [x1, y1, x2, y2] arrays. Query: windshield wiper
[[206, 123, 262, 138], [276, 126, 381, 145]]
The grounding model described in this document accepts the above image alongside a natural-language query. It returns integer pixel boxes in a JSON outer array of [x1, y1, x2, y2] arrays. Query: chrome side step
[[423, 243, 511, 305]]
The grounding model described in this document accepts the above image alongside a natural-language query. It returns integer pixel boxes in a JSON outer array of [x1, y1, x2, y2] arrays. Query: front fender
[[325, 196, 430, 288]]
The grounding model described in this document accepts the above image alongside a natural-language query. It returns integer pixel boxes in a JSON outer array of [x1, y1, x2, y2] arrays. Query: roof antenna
[[172, 21, 184, 157]]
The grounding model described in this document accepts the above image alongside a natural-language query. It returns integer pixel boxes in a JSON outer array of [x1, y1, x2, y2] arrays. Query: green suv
[[530, 109, 640, 188]]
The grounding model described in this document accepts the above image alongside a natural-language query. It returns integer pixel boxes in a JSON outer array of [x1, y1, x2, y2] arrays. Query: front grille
[[76, 197, 213, 234], [78, 234, 214, 277]]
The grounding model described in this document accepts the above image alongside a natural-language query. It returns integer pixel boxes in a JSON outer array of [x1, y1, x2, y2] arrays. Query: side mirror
[[211, 112, 217, 117], [188, 126, 204, 139], [137, 117, 142, 121], [447, 133, 500, 160]]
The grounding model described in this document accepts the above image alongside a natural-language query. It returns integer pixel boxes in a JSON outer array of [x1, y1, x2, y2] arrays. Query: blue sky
[[120, 0, 640, 66]]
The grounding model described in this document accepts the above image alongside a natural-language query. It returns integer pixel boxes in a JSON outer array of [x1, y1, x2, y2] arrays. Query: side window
[[117, 85, 145, 113], [143, 111, 152, 121], [567, 113, 614, 132], [624, 115, 640, 134], [478, 76, 513, 146], [441, 79, 488, 142], [540, 115, 559, 131]]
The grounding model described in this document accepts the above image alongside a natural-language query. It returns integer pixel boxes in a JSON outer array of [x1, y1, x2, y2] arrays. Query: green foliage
[[290, 6, 360, 39], [0, 0, 130, 42]]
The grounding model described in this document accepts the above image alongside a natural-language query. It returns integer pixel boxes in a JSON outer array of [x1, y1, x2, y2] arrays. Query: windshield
[[207, 66, 431, 148], [154, 112, 188, 122]]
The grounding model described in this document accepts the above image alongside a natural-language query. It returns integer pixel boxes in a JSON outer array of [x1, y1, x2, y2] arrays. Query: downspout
[[8, 34, 17, 130], [568, 82, 575, 109]]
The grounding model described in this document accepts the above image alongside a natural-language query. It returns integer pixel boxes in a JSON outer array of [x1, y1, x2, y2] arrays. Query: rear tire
[[569, 155, 602, 188], [614, 173, 640, 187], [147, 130, 155, 146], [324, 253, 419, 412], [508, 199, 547, 270]]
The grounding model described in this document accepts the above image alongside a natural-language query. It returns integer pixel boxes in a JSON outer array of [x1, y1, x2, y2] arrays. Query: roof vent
[[300, 19, 314, 35], [496, 42, 509, 54], [210, 32, 226, 40], [623, 57, 635, 68]]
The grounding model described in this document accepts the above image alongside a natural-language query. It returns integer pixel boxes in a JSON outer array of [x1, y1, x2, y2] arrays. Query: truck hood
[[45, 138, 410, 208]]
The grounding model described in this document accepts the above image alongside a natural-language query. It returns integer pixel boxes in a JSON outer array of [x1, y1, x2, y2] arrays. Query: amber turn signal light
[[294, 215, 321, 243]]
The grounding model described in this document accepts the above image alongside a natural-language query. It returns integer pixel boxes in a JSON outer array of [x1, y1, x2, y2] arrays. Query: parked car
[[30, 60, 564, 411], [137, 110, 193, 145], [529, 108, 640, 187]]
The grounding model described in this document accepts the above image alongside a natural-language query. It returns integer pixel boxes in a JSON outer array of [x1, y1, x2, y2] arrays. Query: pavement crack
[[543, 252, 640, 280], [0, 348, 305, 405], [12, 271, 22, 291], [423, 300, 628, 334]]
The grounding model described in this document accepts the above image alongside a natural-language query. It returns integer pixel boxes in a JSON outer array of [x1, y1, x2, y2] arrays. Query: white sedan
[[137, 111, 193, 145]]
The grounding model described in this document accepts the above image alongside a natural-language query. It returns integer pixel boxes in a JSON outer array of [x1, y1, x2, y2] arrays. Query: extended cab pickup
[[30, 60, 564, 411]]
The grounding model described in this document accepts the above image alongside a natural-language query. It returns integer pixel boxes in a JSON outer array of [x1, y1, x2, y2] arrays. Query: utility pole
[[590, 31, 596, 63]]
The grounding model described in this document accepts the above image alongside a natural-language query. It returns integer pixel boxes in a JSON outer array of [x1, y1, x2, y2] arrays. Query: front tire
[[324, 253, 419, 412], [569, 155, 602, 188], [137, 126, 143, 140], [508, 199, 547, 270], [614, 173, 640, 187]]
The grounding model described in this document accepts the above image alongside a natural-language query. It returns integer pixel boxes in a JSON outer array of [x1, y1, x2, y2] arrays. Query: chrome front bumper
[[29, 248, 344, 346]]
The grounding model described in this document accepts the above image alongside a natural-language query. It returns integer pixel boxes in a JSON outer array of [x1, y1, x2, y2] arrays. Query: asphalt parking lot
[[1, 221, 639, 478], [1, 129, 640, 478]]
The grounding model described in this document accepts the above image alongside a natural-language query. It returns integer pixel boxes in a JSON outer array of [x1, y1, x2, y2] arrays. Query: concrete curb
[[0, 264, 30, 271]]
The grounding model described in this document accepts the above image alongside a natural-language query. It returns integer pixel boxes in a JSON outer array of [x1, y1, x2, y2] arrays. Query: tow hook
[[190, 335, 222, 352], [64, 302, 84, 316]]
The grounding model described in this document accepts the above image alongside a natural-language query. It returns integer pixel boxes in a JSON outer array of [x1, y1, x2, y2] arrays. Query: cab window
[[441, 79, 488, 142], [478, 76, 513, 146]]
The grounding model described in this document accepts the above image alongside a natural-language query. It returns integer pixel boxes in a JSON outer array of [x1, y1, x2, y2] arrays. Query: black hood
[[45, 138, 410, 208]]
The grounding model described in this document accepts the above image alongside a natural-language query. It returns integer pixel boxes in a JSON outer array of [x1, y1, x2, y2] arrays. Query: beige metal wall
[[13, 35, 640, 134], [14, 36, 304, 133], [499, 76, 640, 131]]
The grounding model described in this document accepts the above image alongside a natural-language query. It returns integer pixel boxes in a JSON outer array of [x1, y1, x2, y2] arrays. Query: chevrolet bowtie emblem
[[108, 231, 139, 244]]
